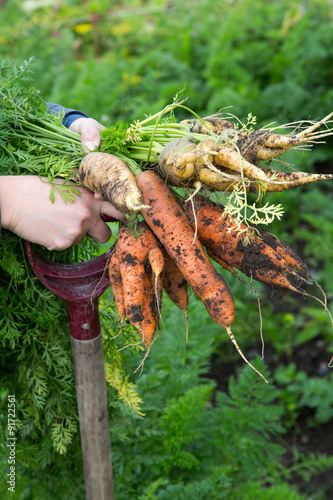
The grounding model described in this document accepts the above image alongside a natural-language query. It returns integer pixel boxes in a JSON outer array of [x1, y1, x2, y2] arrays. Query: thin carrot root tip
[[110, 324, 124, 340], [303, 275, 328, 311], [295, 111, 333, 140], [300, 290, 333, 327], [226, 327, 268, 383], [185, 181, 202, 202], [134, 346, 151, 375]]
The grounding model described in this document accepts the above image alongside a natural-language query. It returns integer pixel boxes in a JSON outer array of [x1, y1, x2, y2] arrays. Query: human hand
[[0, 176, 126, 250], [69, 117, 105, 152]]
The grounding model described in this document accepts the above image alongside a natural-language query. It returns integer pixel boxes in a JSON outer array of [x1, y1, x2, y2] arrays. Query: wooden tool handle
[[71, 334, 114, 500]]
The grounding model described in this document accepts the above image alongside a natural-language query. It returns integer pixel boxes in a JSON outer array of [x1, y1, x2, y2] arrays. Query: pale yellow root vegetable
[[215, 146, 272, 182], [78, 152, 147, 214], [196, 166, 238, 190], [183, 112, 333, 166], [195, 139, 219, 160], [157, 136, 197, 184], [232, 112, 333, 164], [182, 117, 235, 135], [248, 171, 333, 193], [266, 111, 333, 144], [158, 136, 222, 187], [182, 167, 333, 194], [158, 127, 332, 193], [158, 133, 269, 188]]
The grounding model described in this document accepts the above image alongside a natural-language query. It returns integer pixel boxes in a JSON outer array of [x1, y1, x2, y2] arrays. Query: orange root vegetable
[[161, 246, 189, 341], [138, 272, 161, 349], [136, 170, 235, 328], [78, 152, 147, 214], [136, 170, 268, 382], [148, 247, 165, 281], [255, 228, 328, 305], [115, 222, 163, 347], [195, 197, 330, 316], [255, 229, 307, 273], [108, 250, 126, 326], [116, 226, 146, 327], [148, 246, 165, 311], [182, 195, 309, 288], [206, 240, 299, 293], [161, 247, 189, 315]]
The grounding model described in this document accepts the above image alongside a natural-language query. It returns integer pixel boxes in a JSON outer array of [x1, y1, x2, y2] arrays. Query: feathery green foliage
[[108, 299, 333, 499]]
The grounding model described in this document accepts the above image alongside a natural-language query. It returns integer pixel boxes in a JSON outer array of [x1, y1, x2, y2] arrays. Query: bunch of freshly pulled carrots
[[77, 111, 333, 382], [2, 62, 331, 381]]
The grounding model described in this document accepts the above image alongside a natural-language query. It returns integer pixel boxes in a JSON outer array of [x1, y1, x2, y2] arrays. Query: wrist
[[64, 111, 88, 129]]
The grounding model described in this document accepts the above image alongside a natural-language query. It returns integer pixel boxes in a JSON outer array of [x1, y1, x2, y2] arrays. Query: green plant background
[[1, 0, 333, 498]]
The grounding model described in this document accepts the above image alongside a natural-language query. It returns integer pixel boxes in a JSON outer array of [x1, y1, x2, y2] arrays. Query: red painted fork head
[[25, 241, 112, 340]]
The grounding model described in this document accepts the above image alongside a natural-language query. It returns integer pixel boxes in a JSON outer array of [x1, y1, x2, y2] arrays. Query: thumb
[[81, 122, 104, 152], [69, 117, 105, 151]]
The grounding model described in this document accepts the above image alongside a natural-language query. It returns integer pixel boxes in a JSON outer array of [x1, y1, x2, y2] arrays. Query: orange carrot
[[108, 250, 126, 326], [144, 228, 165, 309], [256, 229, 307, 274], [136, 170, 268, 382], [136, 170, 235, 329], [115, 221, 163, 347], [206, 244, 298, 291], [139, 271, 160, 348], [182, 195, 306, 285], [197, 198, 331, 323], [147, 245, 164, 330], [183, 194, 332, 314], [116, 226, 146, 328], [161, 247, 189, 315], [148, 247, 165, 279], [161, 247, 189, 339]]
